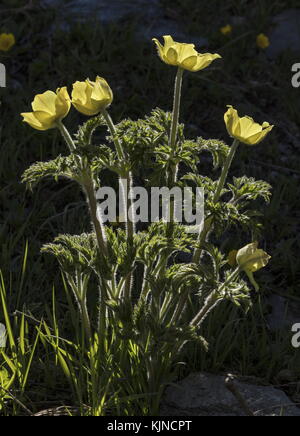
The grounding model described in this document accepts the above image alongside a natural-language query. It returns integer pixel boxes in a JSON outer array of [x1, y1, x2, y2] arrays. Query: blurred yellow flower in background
[[72, 76, 113, 116], [220, 25, 232, 36], [0, 33, 15, 52], [224, 105, 273, 145], [152, 35, 221, 72], [256, 33, 270, 49], [21, 87, 71, 131]]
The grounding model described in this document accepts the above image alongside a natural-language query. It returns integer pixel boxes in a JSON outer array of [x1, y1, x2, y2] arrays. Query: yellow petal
[[193, 53, 222, 71], [176, 43, 197, 63], [33, 111, 57, 129], [32, 91, 57, 115], [72, 81, 89, 105], [0, 33, 15, 52], [21, 111, 54, 131], [239, 116, 262, 137], [55, 87, 71, 120], [181, 55, 199, 70], [177, 43, 198, 70], [72, 101, 96, 116], [72, 77, 113, 116], [224, 105, 239, 137], [91, 76, 113, 105], [154, 36, 178, 65], [152, 35, 221, 72], [246, 124, 274, 145], [165, 46, 178, 65], [152, 38, 165, 62], [72, 81, 97, 115], [220, 25, 232, 36], [257, 34, 270, 49], [237, 242, 271, 273], [22, 86, 70, 131], [162, 35, 175, 49], [224, 107, 274, 145]]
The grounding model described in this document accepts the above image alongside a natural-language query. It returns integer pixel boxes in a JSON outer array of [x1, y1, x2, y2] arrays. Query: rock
[[42, 0, 208, 46], [160, 373, 300, 416], [276, 369, 297, 384], [267, 9, 300, 59]]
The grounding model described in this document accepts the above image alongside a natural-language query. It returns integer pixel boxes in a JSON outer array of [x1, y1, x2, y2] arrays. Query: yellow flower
[[224, 105, 274, 145], [0, 33, 15, 52], [237, 242, 270, 273], [21, 87, 71, 131], [71, 76, 113, 116], [220, 25, 232, 36], [152, 35, 221, 72], [256, 33, 270, 49], [236, 242, 271, 291]]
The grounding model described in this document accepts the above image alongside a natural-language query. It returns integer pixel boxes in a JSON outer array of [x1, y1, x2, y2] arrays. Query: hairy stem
[[213, 139, 240, 203], [83, 177, 108, 258], [169, 67, 184, 152], [101, 109, 124, 161], [167, 67, 184, 237], [57, 121, 108, 258], [193, 139, 240, 264], [56, 120, 76, 153], [102, 109, 135, 301], [69, 273, 92, 342], [190, 267, 240, 327]]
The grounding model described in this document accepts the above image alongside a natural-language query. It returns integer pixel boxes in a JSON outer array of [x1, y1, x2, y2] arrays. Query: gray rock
[[160, 373, 300, 416], [44, 0, 160, 22], [42, 0, 208, 46], [267, 9, 300, 59]]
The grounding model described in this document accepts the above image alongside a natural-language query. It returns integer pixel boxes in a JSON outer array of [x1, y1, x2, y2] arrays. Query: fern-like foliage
[[75, 114, 107, 147], [228, 176, 272, 204], [41, 233, 99, 275], [22, 155, 81, 190]]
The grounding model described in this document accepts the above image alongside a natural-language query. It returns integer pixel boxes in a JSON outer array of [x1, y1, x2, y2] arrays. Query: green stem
[[123, 174, 134, 300], [101, 109, 125, 161], [98, 277, 108, 354], [56, 121, 108, 259], [102, 109, 134, 301], [69, 273, 92, 342], [56, 120, 76, 153], [83, 177, 108, 258], [57, 122, 110, 348], [192, 216, 213, 265], [167, 67, 184, 237], [169, 67, 184, 152], [190, 267, 240, 328], [170, 288, 189, 325], [80, 299, 92, 342], [165, 268, 240, 361], [193, 139, 240, 264], [213, 139, 240, 204]]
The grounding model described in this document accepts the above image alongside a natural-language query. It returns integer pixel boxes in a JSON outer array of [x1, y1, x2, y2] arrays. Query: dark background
[[1, 0, 300, 402]]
